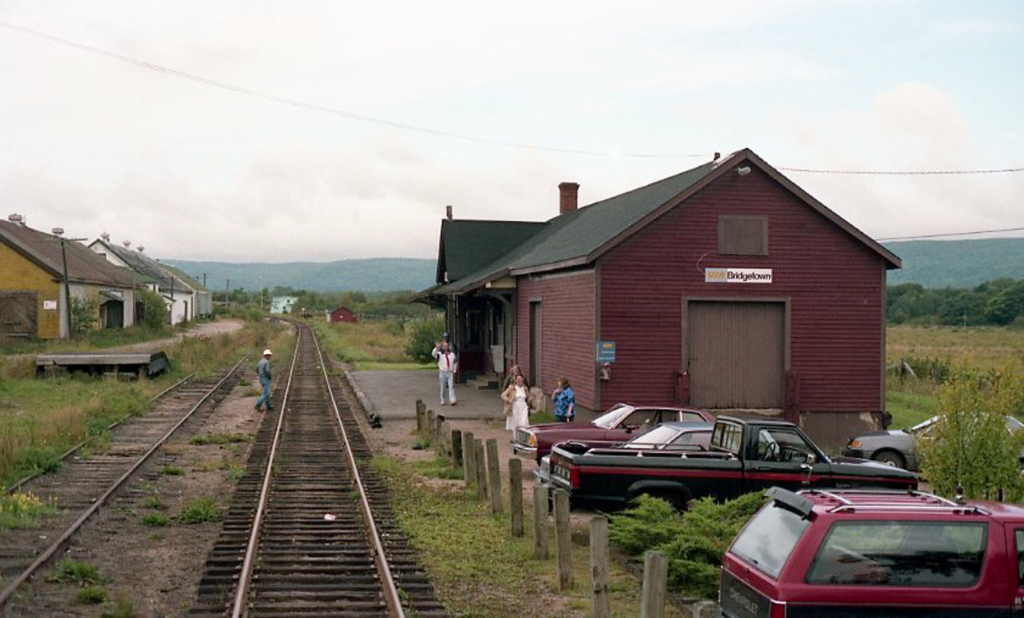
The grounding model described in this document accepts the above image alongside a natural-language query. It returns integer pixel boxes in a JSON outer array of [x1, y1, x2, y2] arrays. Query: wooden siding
[[0, 242, 61, 338], [599, 167, 887, 414], [516, 270, 596, 409]]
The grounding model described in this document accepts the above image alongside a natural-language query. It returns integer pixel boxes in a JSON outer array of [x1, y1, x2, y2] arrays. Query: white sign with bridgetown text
[[704, 268, 773, 284]]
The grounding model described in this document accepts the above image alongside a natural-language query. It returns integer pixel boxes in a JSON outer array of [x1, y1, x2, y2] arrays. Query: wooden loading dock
[[36, 351, 170, 378]]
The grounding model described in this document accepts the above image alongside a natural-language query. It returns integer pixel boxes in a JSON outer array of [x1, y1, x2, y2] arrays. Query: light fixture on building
[[735, 166, 751, 176]]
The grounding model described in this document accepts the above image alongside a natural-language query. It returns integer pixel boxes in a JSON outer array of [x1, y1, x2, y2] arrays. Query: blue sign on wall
[[596, 341, 616, 363]]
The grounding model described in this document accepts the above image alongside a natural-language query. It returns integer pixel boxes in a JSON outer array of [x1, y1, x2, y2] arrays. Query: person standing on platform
[[255, 349, 273, 412], [432, 340, 458, 406], [552, 377, 576, 423], [503, 374, 531, 432]]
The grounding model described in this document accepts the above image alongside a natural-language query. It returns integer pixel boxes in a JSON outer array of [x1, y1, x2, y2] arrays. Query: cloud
[[771, 82, 1024, 240]]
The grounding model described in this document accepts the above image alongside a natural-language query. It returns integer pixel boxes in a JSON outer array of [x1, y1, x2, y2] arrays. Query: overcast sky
[[1, 1, 1022, 263]]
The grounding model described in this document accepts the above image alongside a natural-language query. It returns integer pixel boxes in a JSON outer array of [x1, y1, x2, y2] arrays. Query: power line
[[3, 19, 1023, 175], [0, 20, 707, 160], [878, 226, 1024, 242], [781, 166, 1024, 176]]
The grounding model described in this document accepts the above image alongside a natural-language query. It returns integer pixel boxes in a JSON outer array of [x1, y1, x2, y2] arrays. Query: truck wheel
[[873, 450, 906, 469]]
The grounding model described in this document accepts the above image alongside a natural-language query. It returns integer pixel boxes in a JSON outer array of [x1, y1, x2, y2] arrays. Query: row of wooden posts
[[414, 400, 705, 618]]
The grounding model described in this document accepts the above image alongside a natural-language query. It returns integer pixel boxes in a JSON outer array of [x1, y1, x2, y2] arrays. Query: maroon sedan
[[511, 403, 714, 463]]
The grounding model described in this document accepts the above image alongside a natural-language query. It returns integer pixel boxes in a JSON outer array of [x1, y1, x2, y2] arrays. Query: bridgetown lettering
[[704, 268, 773, 284]]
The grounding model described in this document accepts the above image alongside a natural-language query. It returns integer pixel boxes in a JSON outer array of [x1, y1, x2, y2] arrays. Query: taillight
[[770, 601, 787, 618], [848, 439, 861, 448], [569, 465, 579, 488], [528, 433, 537, 447]]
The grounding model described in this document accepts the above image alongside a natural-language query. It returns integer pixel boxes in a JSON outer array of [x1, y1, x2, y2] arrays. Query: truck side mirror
[[801, 454, 817, 486]]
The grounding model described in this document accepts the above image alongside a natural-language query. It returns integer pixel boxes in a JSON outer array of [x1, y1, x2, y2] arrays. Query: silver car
[[843, 415, 1024, 470]]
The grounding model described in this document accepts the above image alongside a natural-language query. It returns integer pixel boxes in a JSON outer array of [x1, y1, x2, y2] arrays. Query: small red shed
[[328, 306, 357, 323], [422, 148, 900, 447]]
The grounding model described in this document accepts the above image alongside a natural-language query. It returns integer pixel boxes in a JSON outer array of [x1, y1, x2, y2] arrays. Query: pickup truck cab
[[545, 416, 918, 510], [722, 487, 1024, 617]]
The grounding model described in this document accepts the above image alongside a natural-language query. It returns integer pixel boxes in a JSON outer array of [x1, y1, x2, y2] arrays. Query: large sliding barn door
[[687, 301, 785, 410], [0, 291, 39, 338]]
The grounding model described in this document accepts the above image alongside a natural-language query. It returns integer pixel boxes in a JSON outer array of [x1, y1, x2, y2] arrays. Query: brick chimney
[[558, 182, 579, 215]]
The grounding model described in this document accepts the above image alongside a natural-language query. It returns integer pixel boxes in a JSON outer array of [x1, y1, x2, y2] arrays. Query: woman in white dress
[[503, 374, 531, 432]]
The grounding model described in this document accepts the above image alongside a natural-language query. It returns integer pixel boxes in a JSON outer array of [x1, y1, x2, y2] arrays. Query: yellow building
[[0, 217, 136, 339]]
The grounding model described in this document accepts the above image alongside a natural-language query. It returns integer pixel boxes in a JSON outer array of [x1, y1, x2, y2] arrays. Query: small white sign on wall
[[43, 300, 58, 310]]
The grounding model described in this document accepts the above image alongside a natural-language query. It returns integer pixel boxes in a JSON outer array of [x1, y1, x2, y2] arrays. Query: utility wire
[[3, 19, 1024, 174], [781, 166, 1024, 176], [0, 20, 707, 160], [878, 226, 1024, 242]]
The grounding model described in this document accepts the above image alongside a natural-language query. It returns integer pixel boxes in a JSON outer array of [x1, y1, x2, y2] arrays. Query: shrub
[[137, 288, 169, 329], [48, 558, 110, 586], [608, 492, 768, 600], [919, 365, 1024, 501], [76, 585, 109, 604], [405, 314, 445, 364], [142, 513, 170, 527], [179, 497, 222, 523]]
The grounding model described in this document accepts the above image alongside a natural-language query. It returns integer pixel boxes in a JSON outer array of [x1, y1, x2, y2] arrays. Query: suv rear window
[[730, 504, 811, 579], [806, 521, 987, 587]]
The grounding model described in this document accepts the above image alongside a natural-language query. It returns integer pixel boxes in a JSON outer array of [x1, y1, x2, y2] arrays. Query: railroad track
[[191, 324, 446, 617], [0, 355, 251, 611]]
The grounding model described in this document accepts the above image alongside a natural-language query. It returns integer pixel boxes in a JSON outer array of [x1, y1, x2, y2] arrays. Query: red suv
[[721, 487, 1024, 617]]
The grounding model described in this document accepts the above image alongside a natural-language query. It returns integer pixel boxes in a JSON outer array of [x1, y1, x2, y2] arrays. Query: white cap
[[263, 349, 273, 356]]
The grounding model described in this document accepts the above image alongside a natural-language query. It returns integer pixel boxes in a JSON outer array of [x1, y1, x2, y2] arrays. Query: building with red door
[[420, 149, 900, 446]]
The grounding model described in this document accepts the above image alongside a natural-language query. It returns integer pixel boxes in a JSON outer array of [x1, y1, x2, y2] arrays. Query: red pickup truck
[[722, 487, 1024, 617]]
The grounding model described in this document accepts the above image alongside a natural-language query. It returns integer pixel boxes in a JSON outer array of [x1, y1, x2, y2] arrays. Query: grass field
[[0, 319, 291, 488], [312, 319, 432, 370], [885, 325, 1024, 429]]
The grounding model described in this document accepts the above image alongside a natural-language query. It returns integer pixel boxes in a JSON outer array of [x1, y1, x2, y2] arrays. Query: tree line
[[888, 278, 1024, 326], [217, 287, 435, 321]]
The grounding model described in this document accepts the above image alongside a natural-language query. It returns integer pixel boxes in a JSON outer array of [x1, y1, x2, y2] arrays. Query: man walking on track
[[432, 340, 458, 406], [255, 349, 273, 412]]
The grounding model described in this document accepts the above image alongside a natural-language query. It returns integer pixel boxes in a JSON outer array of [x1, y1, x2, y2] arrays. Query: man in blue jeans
[[255, 349, 273, 411], [432, 340, 458, 406]]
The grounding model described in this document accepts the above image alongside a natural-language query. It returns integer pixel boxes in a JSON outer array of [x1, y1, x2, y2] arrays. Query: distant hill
[[163, 239, 1023, 293], [885, 239, 1024, 289], [163, 258, 436, 293]]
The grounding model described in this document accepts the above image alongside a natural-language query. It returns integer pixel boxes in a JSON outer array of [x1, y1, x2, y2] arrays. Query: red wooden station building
[[420, 148, 900, 446]]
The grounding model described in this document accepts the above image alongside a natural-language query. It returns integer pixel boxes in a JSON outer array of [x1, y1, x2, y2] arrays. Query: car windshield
[[592, 404, 634, 429], [623, 425, 680, 448]]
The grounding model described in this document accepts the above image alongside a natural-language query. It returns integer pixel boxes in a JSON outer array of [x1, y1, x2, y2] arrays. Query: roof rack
[[800, 488, 990, 515]]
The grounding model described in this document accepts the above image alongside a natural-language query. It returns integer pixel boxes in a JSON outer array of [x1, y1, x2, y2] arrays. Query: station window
[[719, 215, 768, 256]]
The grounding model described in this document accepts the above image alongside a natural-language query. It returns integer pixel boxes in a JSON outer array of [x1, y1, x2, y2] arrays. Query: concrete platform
[[349, 370, 506, 421], [36, 351, 170, 378]]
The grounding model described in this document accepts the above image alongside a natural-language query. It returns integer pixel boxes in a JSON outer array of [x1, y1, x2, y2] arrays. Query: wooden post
[[640, 550, 668, 618], [475, 440, 487, 500], [426, 409, 435, 443], [415, 399, 425, 433], [435, 417, 445, 453], [463, 431, 475, 489], [486, 439, 502, 514], [451, 429, 463, 468], [555, 489, 572, 591], [509, 458, 523, 537], [533, 485, 548, 559], [590, 516, 610, 618]]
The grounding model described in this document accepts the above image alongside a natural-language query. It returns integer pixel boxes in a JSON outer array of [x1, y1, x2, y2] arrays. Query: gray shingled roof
[[434, 159, 718, 293], [436, 219, 544, 284], [429, 148, 900, 295], [0, 220, 137, 288], [92, 240, 195, 295]]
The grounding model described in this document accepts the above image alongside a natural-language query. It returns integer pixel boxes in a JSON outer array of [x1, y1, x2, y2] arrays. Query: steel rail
[[229, 329, 303, 618], [6, 372, 197, 493], [0, 356, 248, 609], [312, 327, 406, 618]]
